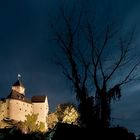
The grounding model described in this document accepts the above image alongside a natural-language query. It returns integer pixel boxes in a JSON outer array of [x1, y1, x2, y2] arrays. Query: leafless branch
[[119, 61, 140, 86], [105, 37, 131, 82]]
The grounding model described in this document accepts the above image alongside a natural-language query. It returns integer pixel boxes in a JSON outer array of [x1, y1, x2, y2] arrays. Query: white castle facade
[[0, 78, 49, 130]]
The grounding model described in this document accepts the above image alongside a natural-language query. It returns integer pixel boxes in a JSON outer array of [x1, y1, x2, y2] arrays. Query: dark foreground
[[0, 123, 136, 140]]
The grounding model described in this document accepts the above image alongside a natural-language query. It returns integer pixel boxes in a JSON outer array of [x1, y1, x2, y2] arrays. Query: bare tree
[[49, 2, 140, 129], [85, 20, 140, 128]]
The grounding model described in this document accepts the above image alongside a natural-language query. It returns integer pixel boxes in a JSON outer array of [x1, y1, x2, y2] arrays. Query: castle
[[0, 76, 49, 130]]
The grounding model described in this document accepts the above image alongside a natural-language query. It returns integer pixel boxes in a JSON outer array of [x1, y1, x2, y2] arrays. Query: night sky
[[0, 0, 140, 135]]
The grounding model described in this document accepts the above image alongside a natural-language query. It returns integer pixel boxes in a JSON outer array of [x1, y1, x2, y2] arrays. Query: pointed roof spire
[[12, 73, 24, 87], [13, 80, 24, 87]]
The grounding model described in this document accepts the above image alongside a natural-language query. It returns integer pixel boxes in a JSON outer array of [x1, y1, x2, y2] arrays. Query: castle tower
[[11, 80, 25, 95], [11, 74, 25, 96], [7, 75, 32, 122], [7, 74, 25, 100]]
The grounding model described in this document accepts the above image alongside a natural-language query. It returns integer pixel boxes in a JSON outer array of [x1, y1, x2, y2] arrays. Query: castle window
[[19, 108, 21, 111], [7, 107, 9, 110], [25, 110, 27, 112]]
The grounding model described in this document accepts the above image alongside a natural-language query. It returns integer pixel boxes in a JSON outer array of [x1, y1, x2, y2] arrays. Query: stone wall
[[0, 96, 49, 131], [0, 100, 8, 121], [8, 99, 32, 122], [32, 97, 49, 129]]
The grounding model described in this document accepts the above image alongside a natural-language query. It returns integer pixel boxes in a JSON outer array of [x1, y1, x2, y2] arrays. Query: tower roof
[[7, 90, 24, 99], [12, 80, 24, 87], [31, 96, 46, 102], [7, 90, 31, 103]]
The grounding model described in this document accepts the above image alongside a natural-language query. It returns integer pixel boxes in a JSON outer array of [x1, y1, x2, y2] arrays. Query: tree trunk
[[96, 88, 110, 128]]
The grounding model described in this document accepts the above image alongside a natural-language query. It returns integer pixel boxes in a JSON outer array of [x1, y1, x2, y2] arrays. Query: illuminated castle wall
[[0, 78, 49, 130]]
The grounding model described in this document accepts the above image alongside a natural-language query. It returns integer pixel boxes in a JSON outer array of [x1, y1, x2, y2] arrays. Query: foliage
[[38, 122, 45, 132], [55, 103, 79, 125], [47, 103, 79, 130], [24, 113, 38, 132], [16, 114, 45, 133], [47, 113, 58, 130]]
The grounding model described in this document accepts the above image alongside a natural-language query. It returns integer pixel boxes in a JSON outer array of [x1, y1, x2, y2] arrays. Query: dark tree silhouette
[[49, 1, 140, 129]]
